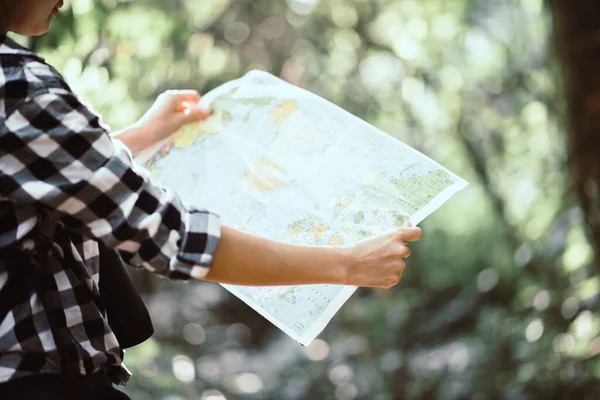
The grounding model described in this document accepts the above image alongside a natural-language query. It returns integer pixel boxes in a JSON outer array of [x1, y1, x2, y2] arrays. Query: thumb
[[181, 106, 212, 123]]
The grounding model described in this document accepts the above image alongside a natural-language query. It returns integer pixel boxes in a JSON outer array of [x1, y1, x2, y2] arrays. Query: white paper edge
[[298, 285, 357, 345], [410, 179, 469, 226]]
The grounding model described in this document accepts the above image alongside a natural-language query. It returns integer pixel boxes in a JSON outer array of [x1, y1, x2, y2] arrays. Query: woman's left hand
[[115, 90, 211, 152]]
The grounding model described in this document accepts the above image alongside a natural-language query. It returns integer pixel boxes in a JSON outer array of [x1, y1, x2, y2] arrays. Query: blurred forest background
[[14, 0, 600, 398]]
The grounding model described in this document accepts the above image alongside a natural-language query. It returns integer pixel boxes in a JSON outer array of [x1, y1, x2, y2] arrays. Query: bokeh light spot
[[200, 390, 227, 400], [329, 364, 353, 385], [172, 355, 195, 383], [305, 339, 330, 361], [225, 373, 264, 394], [561, 297, 579, 319], [183, 322, 206, 345], [532, 289, 550, 310], [477, 268, 499, 292], [525, 319, 544, 343], [335, 383, 358, 400]]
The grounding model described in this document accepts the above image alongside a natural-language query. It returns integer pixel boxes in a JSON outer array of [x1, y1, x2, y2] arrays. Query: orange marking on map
[[244, 157, 294, 192], [279, 287, 295, 300], [329, 235, 342, 246], [267, 100, 298, 126], [312, 223, 330, 239]]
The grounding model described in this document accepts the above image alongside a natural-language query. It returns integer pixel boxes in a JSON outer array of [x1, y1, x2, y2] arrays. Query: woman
[[0, 1, 422, 398]]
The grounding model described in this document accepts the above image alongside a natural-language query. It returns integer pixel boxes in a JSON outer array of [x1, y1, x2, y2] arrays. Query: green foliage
[[18, 0, 600, 398]]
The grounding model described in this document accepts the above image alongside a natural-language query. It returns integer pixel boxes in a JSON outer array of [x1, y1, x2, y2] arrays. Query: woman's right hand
[[342, 227, 423, 288]]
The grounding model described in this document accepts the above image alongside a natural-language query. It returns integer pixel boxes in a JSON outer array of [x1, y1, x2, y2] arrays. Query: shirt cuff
[[169, 208, 221, 280]]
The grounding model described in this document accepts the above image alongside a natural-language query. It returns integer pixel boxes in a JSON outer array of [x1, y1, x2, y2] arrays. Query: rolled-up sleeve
[[0, 88, 220, 280]]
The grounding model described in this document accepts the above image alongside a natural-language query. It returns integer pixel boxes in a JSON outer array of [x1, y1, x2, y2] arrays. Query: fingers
[[160, 90, 213, 123], [160, 142, 170, 156], [392, 242, 411, 260], [181, 105, 212, 123], [160, 90, 201, 113], [401, 242, 412, 258], [385, 259, 406, 288], [158, 90, 210, 123], [395, 227, 423, 242], [165, 90, 201, 106]]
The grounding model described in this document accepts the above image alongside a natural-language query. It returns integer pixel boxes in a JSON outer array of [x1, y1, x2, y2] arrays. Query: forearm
[[111, 124, 149, 153], [204, 225, 350, 286]]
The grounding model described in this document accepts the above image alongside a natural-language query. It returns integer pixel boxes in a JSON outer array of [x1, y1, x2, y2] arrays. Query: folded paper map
[[134, 70, 468, 346]]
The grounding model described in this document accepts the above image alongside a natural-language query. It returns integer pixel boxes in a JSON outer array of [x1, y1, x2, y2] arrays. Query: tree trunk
[[550, 0, 600, 270]]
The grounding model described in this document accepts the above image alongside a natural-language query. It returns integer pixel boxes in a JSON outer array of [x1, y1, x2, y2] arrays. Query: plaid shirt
[[0, 35, 220, 384]]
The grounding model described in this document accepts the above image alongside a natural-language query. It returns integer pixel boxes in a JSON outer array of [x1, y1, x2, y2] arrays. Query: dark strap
[[97, 242, 154, 349]]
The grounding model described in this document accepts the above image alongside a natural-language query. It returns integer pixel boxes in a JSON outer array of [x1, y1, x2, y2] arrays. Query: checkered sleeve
[[0, 88, 220, 280]]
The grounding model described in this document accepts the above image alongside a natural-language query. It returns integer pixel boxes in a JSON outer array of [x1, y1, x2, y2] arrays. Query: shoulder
[[0, 37, 72, 117]]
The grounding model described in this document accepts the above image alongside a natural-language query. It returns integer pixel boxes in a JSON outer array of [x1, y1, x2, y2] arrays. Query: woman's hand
[[114, 90, 211, 153], [342, 227, 423, 288]]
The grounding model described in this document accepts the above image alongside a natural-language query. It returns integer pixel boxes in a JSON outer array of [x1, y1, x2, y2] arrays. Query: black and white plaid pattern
[[0, 35, 220, 383]]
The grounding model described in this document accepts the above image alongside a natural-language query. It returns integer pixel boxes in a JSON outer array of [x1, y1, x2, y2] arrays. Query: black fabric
[[0, 248, 35, 333], [98, 242, 154, 349], [0, 373, 131, 400]]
